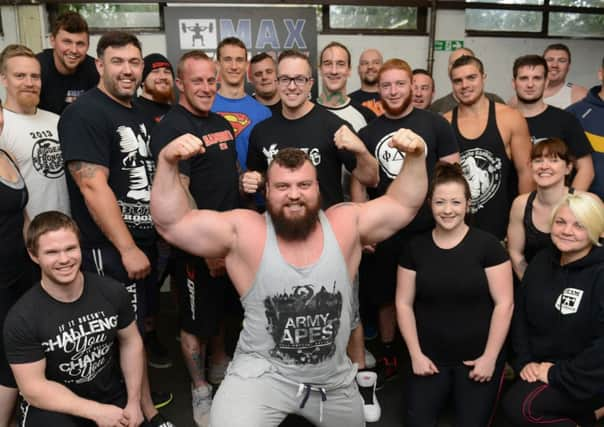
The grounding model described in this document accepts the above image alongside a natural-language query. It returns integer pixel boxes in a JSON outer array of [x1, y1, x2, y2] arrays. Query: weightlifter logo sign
[[179, 19, 217, 49]]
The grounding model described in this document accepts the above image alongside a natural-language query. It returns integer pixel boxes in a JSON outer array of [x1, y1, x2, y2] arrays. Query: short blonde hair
[[0, 44, 36, 73], [552, 193, 604, 246]]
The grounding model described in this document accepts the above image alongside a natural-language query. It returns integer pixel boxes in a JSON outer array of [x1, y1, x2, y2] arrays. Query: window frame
[[446, 0, 604, 39], [46, 2, 165, 34], [46, 1, 428, 35], [321, 3, 428, 35]]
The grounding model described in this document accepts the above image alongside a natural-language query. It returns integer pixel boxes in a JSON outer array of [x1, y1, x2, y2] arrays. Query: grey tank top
[[231, 210, 355, 387]]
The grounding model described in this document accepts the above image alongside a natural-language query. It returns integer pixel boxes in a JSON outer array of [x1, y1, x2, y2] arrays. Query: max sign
[[164, 6, 317, 60]]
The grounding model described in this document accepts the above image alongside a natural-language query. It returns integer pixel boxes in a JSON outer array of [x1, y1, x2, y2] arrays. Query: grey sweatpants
[[210, 371, 365, 427]]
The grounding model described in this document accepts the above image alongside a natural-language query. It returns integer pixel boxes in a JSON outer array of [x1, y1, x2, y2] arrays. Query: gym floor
[[149, 294, 603, 427]]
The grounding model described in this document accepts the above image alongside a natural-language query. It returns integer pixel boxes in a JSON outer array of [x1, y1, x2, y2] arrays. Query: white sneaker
[[192, 383, 212, 427], [365, 348, 376, 369], [356, 371, 381, 423]]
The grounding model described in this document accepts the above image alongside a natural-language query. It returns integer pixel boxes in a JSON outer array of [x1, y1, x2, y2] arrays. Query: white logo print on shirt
[[262, 145, 322, 166], [460, 148, 502, 213], [116, 124, 154, 230], [554, 288, 584, 315], [375, 132, 405, 179]]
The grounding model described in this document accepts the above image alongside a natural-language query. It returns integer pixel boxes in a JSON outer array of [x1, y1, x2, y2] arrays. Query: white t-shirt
[[0, 108, 70, 217], [544, 82, 573, 109]]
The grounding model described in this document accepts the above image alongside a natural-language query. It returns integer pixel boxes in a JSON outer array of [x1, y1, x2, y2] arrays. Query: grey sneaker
[[192, 383, 212, 427], [208, 356, 231, 385]]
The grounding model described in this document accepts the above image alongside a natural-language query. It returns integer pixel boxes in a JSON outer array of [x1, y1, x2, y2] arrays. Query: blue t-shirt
[[211, 93, 271, 170]]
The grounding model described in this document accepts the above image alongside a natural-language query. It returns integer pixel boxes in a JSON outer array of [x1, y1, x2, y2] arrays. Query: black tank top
[[453, 100, 511, 240], [0, 149, 29, 288], [523, 188, 574, 263]]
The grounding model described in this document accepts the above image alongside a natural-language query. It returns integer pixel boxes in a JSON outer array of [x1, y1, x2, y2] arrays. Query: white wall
[[1, 5, 602, 103]]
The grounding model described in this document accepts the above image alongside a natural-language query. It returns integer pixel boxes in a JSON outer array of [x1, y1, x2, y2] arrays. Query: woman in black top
[[503, 192, 604, 426], [0, 103, 32, 425], [507, 138, 591, 280], [396, 162, 514, 426]]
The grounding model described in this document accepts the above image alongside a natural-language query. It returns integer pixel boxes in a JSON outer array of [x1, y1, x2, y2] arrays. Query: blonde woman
[[503, 193, 604, 426]]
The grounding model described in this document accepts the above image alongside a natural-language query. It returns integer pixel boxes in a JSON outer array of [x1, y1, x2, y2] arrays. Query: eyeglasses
[[277, 76, 312, 87]]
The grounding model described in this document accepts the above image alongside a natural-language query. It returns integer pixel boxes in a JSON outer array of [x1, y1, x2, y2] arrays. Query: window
[[323, 4, 427, 34], [49, 3, 162, 32], [465, 0, 604, 37]]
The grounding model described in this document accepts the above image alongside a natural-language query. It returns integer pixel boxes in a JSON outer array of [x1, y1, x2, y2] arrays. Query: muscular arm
[[508, 111, 534, 194], [117, 322, 144, 425], [67, 161, 149, 280], [349, 175, 368, 203], [356, 130, 428, 245], [179, 174, 198, 209], [351, 148, 379, 188], [507, 195, 529, 279], [150, 134, 237, 259], [334, 125, 379, 188], [11, 360, 127, 426], [572, 155, 594, 191]]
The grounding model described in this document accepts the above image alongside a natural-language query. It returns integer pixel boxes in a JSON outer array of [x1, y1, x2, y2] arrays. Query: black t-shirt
[[37, 49, 99, 115], [247, 105, 356, 209], [348, 89, 383, 117], [59, 88, 156, 247], [0, 150, 28, 288], [399, 228, 509, 365], [252, 96, 282, 116], [527, 106, 593, 159], [348, 89, 380, 105], [4, 272, 134, 403], [132, 96, 171, 128], [150, 105, 239, 212], [359, 108, 459, 235]]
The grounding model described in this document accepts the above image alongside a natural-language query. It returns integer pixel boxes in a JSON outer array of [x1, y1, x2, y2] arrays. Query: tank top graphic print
[[453, 99, 512, 240], [234, 211, 354, 386]]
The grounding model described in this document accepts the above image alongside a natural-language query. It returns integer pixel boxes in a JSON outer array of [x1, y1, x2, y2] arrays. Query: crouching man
[[4, 211, 144, 427], [151, 127, 428, 426]]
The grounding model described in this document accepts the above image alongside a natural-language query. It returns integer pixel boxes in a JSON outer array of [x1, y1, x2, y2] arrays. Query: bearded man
[[133, 53, 174, 125], [0, 44, 70, 217], [151, 122, 428, 425], [353, 58, 459, 386]]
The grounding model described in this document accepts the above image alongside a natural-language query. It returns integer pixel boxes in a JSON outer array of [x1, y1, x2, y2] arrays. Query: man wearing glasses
[[243, 50, 378, 209]]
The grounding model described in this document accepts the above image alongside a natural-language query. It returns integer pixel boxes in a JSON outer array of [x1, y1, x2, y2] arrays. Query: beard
[[17, 92, 40, 110], [362, 74, 378, 85], [517, 93, 542, 105], [268, 197, 321, 241], [146, 83, 174, 104], [382, 93, 412, 117], [103, 75, 139, 103]]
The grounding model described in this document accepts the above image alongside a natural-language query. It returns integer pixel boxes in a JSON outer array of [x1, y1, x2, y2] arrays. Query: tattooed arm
[[68, 161, 150, 280]]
